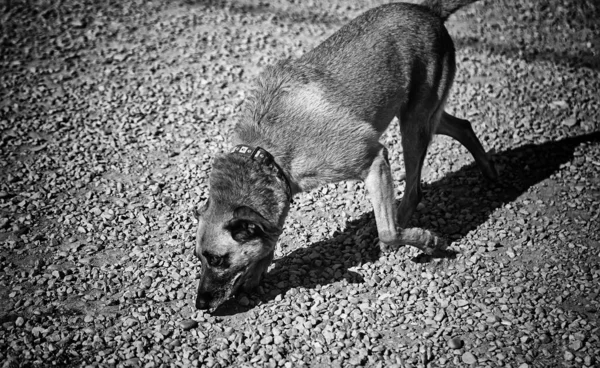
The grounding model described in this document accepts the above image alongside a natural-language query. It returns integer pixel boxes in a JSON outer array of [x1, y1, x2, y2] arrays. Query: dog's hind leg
[[364, 144, 445, 255], [436, 112, 498, 181]]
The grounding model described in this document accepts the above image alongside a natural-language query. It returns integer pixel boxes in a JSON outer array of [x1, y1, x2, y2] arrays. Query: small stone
[[2, 357, 18, 368], [434, 309, 446, 322], [561, 117, 577, 127], [461, 352, 477, 365], [569, 340, 583, 351], [583, 356, 593, 366], [15, 317, 25, 327], [540, 333, 552, 344], [564, 351, 574, 361], [239, 296, 250, 306], [141, 276, 153, 289], [180, 319, 198, 331], [487, 315, 500, 323], [448, 337, 464, 350]]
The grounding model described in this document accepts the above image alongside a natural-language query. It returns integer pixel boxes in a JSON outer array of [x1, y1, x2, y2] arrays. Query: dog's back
[[235, 2, 465, 190], [297, 2, 455, 128]]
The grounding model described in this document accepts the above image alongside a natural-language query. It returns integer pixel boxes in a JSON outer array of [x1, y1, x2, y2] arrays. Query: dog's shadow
[[213, 131, 599, 315]]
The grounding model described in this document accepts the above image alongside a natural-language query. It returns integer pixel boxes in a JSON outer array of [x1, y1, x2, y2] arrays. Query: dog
[[194, 0, 498, 310]]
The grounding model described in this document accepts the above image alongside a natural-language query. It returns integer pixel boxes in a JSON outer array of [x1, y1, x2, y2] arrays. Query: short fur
[[195, 0, 497, 310]]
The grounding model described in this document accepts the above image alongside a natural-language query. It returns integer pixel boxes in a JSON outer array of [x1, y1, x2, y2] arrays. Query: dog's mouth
[[202, 266, 250, 311], [230, 268, 248, 294]]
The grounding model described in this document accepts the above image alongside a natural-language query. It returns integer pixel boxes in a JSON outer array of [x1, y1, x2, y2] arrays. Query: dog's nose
[[196, 292, 212, 310]]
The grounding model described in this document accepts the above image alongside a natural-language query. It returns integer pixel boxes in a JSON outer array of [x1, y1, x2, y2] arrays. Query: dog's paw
[[378, 240, 403, 253], [423, 232, 447, 254], [400, 227, 446, 255]]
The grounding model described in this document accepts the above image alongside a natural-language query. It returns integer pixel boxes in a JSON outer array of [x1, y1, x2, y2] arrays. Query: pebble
[[434, 309, 445, 322], [540, 333, 551, 343], [569, 340, 583, 351], [448, 337, 464, 350], [14, 317, 25, 327], [564, 351, 574, 361], [239, 296, 250, 306], [180, 320, 198, 331], [461, 352, 477, 365], [456, 300, 469, 307]]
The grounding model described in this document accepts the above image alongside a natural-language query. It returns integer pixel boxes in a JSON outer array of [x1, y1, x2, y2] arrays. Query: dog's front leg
[[364, 146, 399, 250], [364, 146, 445, 255]]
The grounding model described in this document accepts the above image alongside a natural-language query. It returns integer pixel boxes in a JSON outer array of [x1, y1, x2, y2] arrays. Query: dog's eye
[[203, 252, 228, 268]]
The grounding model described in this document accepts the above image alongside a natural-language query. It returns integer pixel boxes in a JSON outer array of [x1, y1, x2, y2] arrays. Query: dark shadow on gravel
[[207, 131, 600, 315]]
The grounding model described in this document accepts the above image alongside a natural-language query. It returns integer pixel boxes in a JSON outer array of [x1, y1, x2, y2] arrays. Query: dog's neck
[[210, 152, 291, 229], [231, 130, 301, 189], [230, 145, 294, 203]]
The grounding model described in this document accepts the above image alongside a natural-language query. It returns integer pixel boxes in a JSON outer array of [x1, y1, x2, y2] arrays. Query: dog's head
[[194, 154, 290, 310], [194, 202, 281, 309]]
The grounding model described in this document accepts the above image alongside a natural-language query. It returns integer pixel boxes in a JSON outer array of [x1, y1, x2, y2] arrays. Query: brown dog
[[194, 0, 497, 310]]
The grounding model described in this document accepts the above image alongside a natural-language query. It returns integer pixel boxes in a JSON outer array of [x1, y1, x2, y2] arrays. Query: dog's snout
[[196, 291, 212, 310]]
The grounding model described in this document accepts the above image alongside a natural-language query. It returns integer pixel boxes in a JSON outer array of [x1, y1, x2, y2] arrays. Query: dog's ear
[[225, 206, 281, 243]]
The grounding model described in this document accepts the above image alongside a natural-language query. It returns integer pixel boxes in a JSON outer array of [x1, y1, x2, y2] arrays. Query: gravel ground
[[1, 0, 599, 367]]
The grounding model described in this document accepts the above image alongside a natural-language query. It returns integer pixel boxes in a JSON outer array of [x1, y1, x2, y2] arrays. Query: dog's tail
[[421, 0, 479, 21]]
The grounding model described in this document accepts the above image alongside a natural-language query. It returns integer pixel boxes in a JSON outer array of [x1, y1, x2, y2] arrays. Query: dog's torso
[[234, 3, 455, 191]]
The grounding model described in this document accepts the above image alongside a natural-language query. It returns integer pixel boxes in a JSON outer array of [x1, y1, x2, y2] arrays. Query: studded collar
[[231, 145, 293, 203]]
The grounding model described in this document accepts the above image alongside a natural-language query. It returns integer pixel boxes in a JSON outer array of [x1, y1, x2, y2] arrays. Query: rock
[[0, 218, 9, 229], [456, 300, 469, 307], [569, 340, 583, 351], [14, 317, 25, 327], [540, 333, 551, 344], [180, 319, 198, 331], [448, 337, 464, 350], [561, 117, 577, 127], [434, 309, 445, 322], [564, 351, 574, 361], [461, 352, 477, 365], [2, 357, 18, 368], [141, 276, 153, 289]]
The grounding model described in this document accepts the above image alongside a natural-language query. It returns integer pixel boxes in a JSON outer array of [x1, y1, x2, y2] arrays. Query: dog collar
[[231, 145, 293, 203]]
